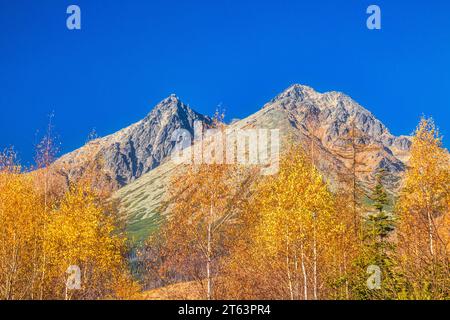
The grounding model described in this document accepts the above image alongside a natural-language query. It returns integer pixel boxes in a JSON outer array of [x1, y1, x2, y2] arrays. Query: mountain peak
[[257, 83, 411, 178], [286, 83, 316, 93], [58, 93, 212, 187], [156, 93, 182, 108], [267, 84, 370, 116], [270, 84, 319, 104], [162, 93, 180, 103], [146, 94, 190, 119], [145, 95, 213, 128]]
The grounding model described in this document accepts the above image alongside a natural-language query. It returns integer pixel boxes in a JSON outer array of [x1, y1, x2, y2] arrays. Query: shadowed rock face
[[56, 94, 212, 188]]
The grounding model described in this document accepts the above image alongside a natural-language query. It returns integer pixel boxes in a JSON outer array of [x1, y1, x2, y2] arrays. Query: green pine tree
[[351, 169, 400, 299], [368, 169, 394, 239]]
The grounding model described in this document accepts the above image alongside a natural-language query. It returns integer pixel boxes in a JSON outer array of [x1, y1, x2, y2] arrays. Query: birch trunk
[[285, 231, 294, 300], [313, 217, 318, 300], [300, 241, 308, 300], [206, 203, 213, 300]]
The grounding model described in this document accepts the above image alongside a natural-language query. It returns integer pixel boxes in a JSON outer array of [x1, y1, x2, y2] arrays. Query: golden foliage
[[222, 146, 356, 299], [395, 117, 450, 299], [155, 161, 252, 299], [0, 149, 138, 300], [43, 185, 130, 299], [0, 165, 46, 299]]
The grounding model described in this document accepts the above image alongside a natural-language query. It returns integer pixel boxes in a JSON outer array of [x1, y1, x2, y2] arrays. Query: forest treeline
[[0, 117, 448, 300], [0, 131, 140, 299], [140, 117, 449, 300]]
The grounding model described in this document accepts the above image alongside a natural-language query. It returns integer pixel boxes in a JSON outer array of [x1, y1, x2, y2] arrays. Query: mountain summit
[[56, 95, 212, 187], [244, 84, 411, 185], [268, 84, 320, 103]]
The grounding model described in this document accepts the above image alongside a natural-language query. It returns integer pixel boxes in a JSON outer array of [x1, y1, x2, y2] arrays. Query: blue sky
[[0, 0, 449, 165]]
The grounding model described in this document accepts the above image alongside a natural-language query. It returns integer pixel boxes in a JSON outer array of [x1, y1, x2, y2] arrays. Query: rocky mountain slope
[[245, 84, 411, 185], [55, 94, 212, 188], [110, 84, 412, 242]]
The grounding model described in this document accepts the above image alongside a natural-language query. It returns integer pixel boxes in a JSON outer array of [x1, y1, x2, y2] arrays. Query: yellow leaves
[[157, 157, 258, 299], [0, 155, 136, 299], [251, 146, 335, 253], [41, 184, 130, 298], [395, 117, 450, 299], [0, 167, 48, 300], [220, 145, 349, 299], [406, 118, 449, 194], [398, 117, 449, 239]]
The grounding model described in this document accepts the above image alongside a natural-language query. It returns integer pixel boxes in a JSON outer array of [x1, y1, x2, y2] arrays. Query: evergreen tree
[[351, 169, 398, 299], [367, 169, 394, 240]]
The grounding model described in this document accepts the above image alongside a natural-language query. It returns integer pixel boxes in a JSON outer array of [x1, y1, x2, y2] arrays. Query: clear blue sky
[[1, 0, 449, 165]]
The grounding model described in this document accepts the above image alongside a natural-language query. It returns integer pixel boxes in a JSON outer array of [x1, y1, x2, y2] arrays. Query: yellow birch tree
[[396, 117, 449, 299]]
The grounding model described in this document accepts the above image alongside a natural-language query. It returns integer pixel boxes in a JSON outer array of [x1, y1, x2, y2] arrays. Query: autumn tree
[[330, 121, 393, 299], [42, 183, 135, 300], [306, 116, 360, 299], [222, 146, 345, 300], [0, 138, 138, 300], [331, 120, 379, 240], [147, 110, 255, 300], [34, 113, 63, 205], [32, 115, 65, 299], [157, 159, 258, 299], [395, 117, 450, 299], [0, 149, 47, 300]]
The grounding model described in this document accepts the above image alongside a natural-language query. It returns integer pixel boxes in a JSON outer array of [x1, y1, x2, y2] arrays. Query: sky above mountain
[[0, 0, 449, 165]]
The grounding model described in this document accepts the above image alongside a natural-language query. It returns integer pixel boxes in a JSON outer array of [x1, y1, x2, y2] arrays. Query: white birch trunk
[[300, 241, 308, 300]]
